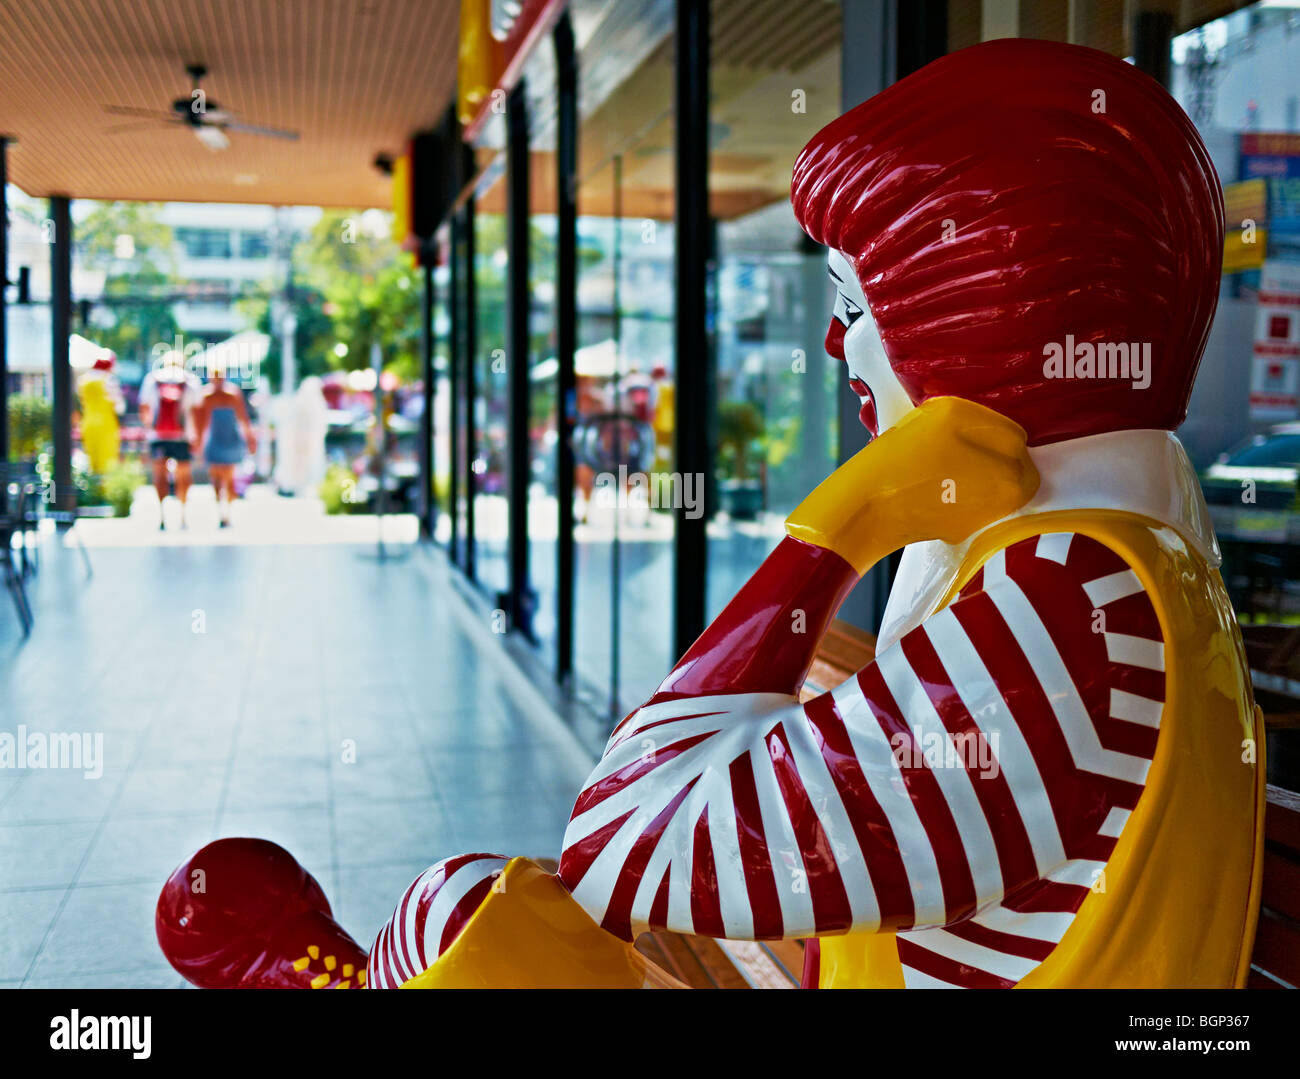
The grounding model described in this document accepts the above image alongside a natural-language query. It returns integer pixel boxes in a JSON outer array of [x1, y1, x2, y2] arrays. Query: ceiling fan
[[102, 64, 299, 151]]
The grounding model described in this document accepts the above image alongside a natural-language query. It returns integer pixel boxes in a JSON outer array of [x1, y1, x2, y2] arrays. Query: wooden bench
[[632, 619, 1300, 988], [1250, 784, 1300, 988]]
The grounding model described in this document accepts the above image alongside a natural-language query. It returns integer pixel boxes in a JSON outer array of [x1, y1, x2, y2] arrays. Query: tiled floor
[[0, 532, 597, 988]]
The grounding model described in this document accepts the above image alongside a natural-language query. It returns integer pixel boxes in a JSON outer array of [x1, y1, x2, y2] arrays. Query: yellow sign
[[458, 0, 503, 127], [1224, 225, 1267, 272], [1224, 178, 1267, 224], [391, 151, 411, 247], [1223, 179, 1267, 272]]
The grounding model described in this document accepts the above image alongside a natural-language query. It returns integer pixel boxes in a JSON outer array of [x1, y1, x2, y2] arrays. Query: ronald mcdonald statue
[[156, 38, 1264, 989]]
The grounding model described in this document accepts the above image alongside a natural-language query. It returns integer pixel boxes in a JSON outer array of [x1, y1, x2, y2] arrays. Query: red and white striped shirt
[[558, 531, 1165, 988]]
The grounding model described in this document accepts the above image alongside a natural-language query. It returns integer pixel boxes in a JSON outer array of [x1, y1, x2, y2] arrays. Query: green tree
[[235, 282, 337, 389], [295, 210, 422, 381], [76, 202, 175, 271], [97, 266, 180, 363], [76, 202, 180, 365]]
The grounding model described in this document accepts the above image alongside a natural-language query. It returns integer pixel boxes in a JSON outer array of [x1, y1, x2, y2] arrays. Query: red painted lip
[[848, 377, 878, 436]]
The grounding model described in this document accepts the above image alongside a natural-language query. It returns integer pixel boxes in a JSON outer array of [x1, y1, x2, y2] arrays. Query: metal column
[[1133, 9, 1174, 88], [462, 198, 477, 582], [898, 0, 948, 79], [506, 82, 532, 638], [554, 12, 577, 684], [419, 259, 435, 539], [50, 196, 73, 520], [672, 0, 711, 662], [448, 215, 463, 566]]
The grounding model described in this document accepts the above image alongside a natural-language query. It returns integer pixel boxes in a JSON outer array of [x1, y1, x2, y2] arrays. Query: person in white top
[[138, 353, 200, 529]]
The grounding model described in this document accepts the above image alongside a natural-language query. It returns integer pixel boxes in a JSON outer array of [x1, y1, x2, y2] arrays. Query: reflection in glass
[[473, 199, 509, 599]]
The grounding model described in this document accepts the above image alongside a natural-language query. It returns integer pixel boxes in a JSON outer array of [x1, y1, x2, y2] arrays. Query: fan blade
[[103, 105, 175, 120], [103, 119, 174, 135], [222, 120, 300, 141]]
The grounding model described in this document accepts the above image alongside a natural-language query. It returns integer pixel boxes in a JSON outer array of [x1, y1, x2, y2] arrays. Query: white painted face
[[826, 249, 915, 437]]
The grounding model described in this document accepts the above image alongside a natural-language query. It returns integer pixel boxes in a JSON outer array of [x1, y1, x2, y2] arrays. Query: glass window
[[450, 211, 473, 571], [528, 121, 560, 665], [706, 0, 843, 618], [473, 186, 509, 602], [239, 230, 270, 259], [175, 227, 233, 259], [1171, 4, 1300, 465], [573, 3, 677, 718], [433, 241, 453, 544]]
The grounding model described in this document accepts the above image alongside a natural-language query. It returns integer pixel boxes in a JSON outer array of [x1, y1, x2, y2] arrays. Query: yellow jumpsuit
[[78, 377, 120, 475]]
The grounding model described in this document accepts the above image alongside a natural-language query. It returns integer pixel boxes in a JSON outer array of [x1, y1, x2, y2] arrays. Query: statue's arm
[[558, 531, 1165, 943], [651, 396, 1040, 704], [650, 535, 859, 701]]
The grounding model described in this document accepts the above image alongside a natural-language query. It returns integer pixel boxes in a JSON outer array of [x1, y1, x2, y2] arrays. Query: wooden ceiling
[[0, 0, 459, 208], [476, 0, 843, 222], [946, 0, 1259, 55]]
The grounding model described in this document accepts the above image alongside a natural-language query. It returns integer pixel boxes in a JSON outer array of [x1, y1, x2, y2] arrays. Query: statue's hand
[[785, 396, 1039, 574]]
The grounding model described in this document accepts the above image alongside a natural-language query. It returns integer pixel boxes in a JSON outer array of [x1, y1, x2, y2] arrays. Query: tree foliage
[[76, 202, 179, 365], [295, 210, 422, 381]]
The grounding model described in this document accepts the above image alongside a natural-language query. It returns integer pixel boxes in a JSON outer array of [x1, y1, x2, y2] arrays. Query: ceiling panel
[[0, 0, 458, 207]]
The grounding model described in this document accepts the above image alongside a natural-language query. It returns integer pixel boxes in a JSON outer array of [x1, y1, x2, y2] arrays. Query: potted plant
[[717, 399, 765, 520], [7, 394, 52, 468], [73, 464, 113, 516], [104, 459, 147, 518]]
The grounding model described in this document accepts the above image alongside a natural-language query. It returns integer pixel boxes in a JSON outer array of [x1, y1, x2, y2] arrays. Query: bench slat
[[681, 935, 753, 990], [1266, 785, 1300, 854], [635, 931, 754, 989], [802, 619, 876, 698], [714, 939, 798, 989], [1262, 849, 1300, 925], [1247, 966, 1289, 988], [636, 932, 713, 988], [1252, 910, 1300, 988], [762, 939, 807, 985]]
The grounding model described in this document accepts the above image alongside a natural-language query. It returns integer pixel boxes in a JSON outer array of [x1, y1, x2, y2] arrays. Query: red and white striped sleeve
[[365, 854, 508, 988], [558, 531, 1166, 947]]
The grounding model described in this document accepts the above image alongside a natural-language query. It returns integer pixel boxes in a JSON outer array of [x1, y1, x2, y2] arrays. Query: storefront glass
[[472, 185, 509, 601], [573, 4, 677, 717], [706, 0, 844, 618], [1170, 4, 1300, 660], [432, 251, 452, 545], [528, 112, 560, 666]]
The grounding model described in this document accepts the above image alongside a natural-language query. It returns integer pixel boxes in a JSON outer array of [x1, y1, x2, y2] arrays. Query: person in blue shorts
[[192, 366, 257, 529]]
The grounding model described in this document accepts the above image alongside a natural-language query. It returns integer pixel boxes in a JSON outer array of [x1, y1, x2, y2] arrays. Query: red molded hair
[[791, 39, 1224, 445]]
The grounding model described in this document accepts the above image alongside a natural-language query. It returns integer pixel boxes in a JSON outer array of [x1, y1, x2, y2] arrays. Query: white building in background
[[2, 194, 322, 396], [156, 203, 319, 339], [1171, 2, 1300, 138]]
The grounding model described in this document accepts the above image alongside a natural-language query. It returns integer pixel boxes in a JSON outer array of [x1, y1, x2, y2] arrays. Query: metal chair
[[0, 465, 34, 635]]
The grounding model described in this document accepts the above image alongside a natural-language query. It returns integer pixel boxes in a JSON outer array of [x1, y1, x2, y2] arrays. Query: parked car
[[1200, 424, 1300, 510]]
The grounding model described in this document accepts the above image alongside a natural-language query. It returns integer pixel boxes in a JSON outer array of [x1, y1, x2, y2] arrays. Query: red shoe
[[156, 837, 368, 989]]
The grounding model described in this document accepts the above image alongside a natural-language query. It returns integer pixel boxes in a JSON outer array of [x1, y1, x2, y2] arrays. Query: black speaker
[[409, 131, 444, 246]]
